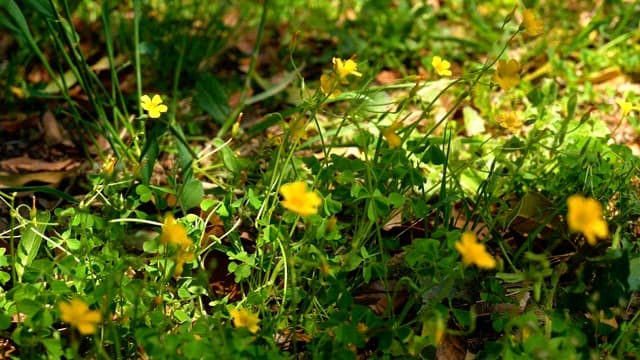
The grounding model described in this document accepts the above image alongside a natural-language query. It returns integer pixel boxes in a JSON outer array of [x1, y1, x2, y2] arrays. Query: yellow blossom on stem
[[382, 122, 403, 148], [616, 99, 640, 118], [431, 56, 452, 77], [140, 94, 168, 118], [174, 247, 195, 276], [160, 214, 191, 248], [230, 308, 260, 333], [280, 181, 322, 216], [320, 73, 342, 98], [455, 232, 496, 269], [59, 298, 102, 335], [496, 111, 523, 133], [332, 57, 362, 83], [493, 59, 520, 90], [521, 8, 543, 36], [567, 194, 609, 245]]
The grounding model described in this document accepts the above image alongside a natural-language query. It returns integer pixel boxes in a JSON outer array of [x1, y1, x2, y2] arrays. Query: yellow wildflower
[[140, 94, 168, 118], [431, 56, 452, 77], [455, 232, 496, 269], [59, 299, 102, 335], [616, 99, 640, 118], [567, 194, 609, 245], [332, 57, 362, 83], [160, 214, 191, 248], [230, 308, 260, 333], [280, 181, 322, 216], [320, 73, 342, 98], [496, 111, 523, 133], [382, 122, 403, 148], [174, 247, 195, 276], [521, 8, 543, 36], [493, 59, 520, 90]]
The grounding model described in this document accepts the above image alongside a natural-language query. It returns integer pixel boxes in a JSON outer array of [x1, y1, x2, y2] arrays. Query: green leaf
[[212, 138, 243, 174], [179, 179, 204, 210], [629, 256, 640, 291], [0, 312, 11, 330], [24, 0, 56, 18], [422, 144, 446, 165], [139, 122, 167, 185], [194, 73, 230, 125], [16, 211, 50, 281]]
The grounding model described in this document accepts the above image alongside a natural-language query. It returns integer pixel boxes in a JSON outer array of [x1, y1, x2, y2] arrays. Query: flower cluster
[[492, 8, 542, 91], [59, 298, 102, 335], [280, 181, 322, 216], [161, 214, 195, 275]]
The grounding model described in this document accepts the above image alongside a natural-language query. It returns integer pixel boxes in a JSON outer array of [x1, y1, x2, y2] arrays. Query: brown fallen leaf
[[0, 155, 76, 173], [376, 70, 402, 85], [436, 333, 467, 360], [42, 111, 74, 147], [0, 170, 73, 187]]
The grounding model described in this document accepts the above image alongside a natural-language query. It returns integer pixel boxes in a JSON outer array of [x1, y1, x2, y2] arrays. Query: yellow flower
[[567, 194, 609, 245], [230, 308, 260, 333], [431, 56, 452, 77], [521, 8, 543, 36], [455, 232, 496, 269], [140, 94, 168, 118], [280, 181, 322, 216], [160, 214, 191, 248], [616, 99, 640, 118], [493, 59, 520, 90], [382, 122, 403, 148], [174, 247, 195, 275], [59, 299, 102, 335], [496, 111, 523, 133], [332, 57, 362, 83], [320, 73, 342, 98]]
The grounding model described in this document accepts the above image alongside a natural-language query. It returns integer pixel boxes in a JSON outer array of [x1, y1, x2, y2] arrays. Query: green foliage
[[0, 0, 639, 358]]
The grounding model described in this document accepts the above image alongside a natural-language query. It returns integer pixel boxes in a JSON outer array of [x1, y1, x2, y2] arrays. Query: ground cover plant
[[1, 0, 640, 359]]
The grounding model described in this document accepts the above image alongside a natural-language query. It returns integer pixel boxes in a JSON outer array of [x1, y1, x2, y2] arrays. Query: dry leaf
[[376, 70, 401, 85], [0, 156, 76, 173], [42, 111, 73, 147]]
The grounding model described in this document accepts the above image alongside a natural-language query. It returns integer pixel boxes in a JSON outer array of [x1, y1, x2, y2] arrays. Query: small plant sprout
[[59, 299, 102, 335], [431, 56, 452, 77], [455, 232, 497, 269], [279, 181, 322, 216], [566, 195, 609, 245], [140, 94, 168, 118], [493, 59, 520, 90]]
